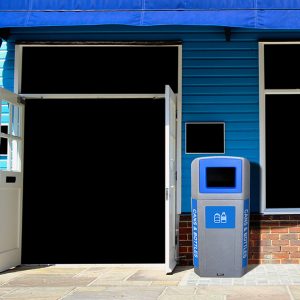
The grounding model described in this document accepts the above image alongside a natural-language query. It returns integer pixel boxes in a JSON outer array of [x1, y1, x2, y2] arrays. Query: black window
[[0, 125, 8, 155], [185, 123, 225, 154], [263, 42, 300, 210], [265, 94, 300, 208], [264, 44, 300, 89], [21, 46, 178, 94]]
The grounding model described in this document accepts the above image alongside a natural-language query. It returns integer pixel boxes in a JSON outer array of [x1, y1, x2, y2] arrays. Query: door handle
[[6, 176, 16, 183]]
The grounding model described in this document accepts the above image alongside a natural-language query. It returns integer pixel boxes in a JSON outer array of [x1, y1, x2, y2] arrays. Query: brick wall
[[178, 214, 300, 266]]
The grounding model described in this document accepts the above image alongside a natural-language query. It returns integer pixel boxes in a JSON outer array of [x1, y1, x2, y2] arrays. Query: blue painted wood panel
[[2, 26, 300, 212]]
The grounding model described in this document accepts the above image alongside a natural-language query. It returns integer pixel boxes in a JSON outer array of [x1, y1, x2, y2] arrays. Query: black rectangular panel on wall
[[21, 46, 178, 94], [264, 44, 300, 89], [266, 94, 300, 208]]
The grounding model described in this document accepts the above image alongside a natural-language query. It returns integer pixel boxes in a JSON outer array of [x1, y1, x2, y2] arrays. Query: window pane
[[11, 105, 20, 137], [10, 139, 20, 171], [0, 126, 8, 164], [21, 46, 178, 94], [1, 101, 9, 127], [264, 44, 300, 89], [265, 94, 300, 208]]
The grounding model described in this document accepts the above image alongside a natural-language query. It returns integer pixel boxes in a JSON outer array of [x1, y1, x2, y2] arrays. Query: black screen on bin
[[206, 167, 236, 188]]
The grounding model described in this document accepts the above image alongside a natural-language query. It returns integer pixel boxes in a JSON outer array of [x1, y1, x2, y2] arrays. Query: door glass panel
[[11, 105, 20, 137], [9, 139, 20, 171], [0, 102, 8, 170], [0, 100, 22, 172]]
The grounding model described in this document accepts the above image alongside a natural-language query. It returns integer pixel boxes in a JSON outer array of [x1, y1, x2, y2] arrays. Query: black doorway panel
[[22, 99, 165, 263]]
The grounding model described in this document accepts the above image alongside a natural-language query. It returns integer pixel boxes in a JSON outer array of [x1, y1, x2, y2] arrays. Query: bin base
[[194, 267, 248, 278]]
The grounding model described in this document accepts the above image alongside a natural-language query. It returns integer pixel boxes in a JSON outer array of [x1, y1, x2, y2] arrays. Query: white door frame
[[14, 43, 183, 269]]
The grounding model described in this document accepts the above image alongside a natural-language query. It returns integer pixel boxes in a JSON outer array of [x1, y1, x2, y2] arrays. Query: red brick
[[250, 221, 260, 227], [250, 233, 260, 240], [259, 228, 271, 233], [261, 259, 281, 264], [180, 215, 191, 221], [249, 246, 260, 253], [179, 259, 193, 266], [289, 215, 300, 220], [179, 246, 188, 253], [187, 246, 193, 253], [261, 233, 279, 240], [179, 227, 191, 235], [289, 227, 300, 233], [272, 240, 289, 246], [269, 215, 290, 220], [261, 221, 280, 227], [184, 253, 193, 259], [187, 234, 192, 240], [250, 214, 264, 221], [281, 259, 300, 264], [251, 252, 271, 259], [272, 252, 289, 259], [179, 241, 192, 246], [179, 234, 188, 241], [271, 227, 289, 233], [262, 246, 281, 252], [248, 259, 261, 264], [290, 252, 300, 258], [281, 246, 299, 252], [279, 221, 298, 227], [180, 221, 191, 228], [290, 240, 300, 246], [280, 233, 299, 240], [249, 240, 271, 247]]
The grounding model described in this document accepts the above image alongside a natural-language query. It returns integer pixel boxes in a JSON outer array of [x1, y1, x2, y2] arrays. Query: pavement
[[1, 264, 300, 299]]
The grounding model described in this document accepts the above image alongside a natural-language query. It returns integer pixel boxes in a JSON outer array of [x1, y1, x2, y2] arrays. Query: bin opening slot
[[206, 167, 236, 188]]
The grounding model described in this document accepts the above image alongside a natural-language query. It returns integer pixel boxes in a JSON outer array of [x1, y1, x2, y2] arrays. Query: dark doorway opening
[[22, 98, 165, 263]]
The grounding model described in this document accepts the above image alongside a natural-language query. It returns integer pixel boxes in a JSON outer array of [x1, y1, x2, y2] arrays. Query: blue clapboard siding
[[3, 26, 300, 212]]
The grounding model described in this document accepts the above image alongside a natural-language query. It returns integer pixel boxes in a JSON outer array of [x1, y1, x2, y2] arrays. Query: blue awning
[[1, 0, 300, 29]]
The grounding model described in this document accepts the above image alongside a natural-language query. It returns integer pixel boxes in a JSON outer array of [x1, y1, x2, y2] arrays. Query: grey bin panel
[[191, 156, 250, 278]]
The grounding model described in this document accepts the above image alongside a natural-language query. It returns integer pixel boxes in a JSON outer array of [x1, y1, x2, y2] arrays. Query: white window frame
[[185, 122, 225, 155], [15, 43, 183, 214], [259, 41, 300, 214]]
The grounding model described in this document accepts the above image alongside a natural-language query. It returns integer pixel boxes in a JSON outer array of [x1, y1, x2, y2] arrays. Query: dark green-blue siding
[[2, 26, 300, 212]]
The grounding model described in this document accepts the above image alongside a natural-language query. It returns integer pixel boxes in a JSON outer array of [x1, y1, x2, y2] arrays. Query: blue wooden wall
[[2, 26, 300, 212]]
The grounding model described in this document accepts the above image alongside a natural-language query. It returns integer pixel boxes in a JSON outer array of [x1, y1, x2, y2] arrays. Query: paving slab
[[90, 280, 152, 286], [1, 265, 300, 299], [90, 269, 136, 282], [63, 286, 165, 300], [3, 274, 94, 287], [0, 287, 74, 299], [163, 286, 197, 295], [195, 286, 291, 299], [26, 267, 85, 275], [0, 288, 16, 297], [73, 267, 107, 278], [127, 270, 184, 282]]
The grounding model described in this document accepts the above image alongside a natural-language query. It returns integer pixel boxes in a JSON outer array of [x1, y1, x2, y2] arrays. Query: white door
[[0, 88, 24, 272], [165, 85, 177, 274]]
